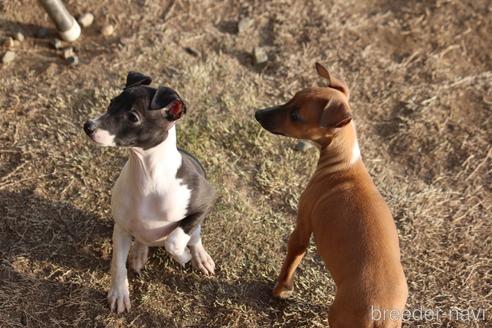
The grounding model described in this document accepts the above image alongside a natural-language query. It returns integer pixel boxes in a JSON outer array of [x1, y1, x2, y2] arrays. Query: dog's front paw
[[129, 242, 149, 273], [190, 244, 215, 275], [173, 247, 192, 266], [164, 228, 192, 266], [108, 281, 131, 313], [272, 282, 293, 299]]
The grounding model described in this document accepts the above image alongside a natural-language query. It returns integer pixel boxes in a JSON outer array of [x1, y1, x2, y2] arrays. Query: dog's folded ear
[[150, 87, 187, 121], [315, 63, 350, 100], [125, 71, 152, 89], [319, 99, 352, 129]]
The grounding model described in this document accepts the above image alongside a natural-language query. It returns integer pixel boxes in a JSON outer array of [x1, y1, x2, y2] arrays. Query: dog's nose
[[254, 110, 264, 122], [83, 120, 97, 135]]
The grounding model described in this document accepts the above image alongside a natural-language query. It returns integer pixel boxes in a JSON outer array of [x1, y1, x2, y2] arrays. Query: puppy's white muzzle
[[91, 128, 116, 146]]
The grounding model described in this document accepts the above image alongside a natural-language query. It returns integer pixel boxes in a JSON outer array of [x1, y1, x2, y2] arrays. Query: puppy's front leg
[[174, 209, 215, 275], [164, 206, 215, 274], [108, 223, 132, 313], [164, 227, 192, 265], [273, 222, 312, 299]]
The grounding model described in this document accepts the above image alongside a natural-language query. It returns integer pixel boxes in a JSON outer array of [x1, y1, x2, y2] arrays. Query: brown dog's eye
[[291, 109, 302, 122], [127, 112, 140, 123]]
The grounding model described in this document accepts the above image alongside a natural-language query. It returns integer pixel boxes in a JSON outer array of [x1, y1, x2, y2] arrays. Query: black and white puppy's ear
[[150, 87, 187, 121], [125, 71, 152, 89]]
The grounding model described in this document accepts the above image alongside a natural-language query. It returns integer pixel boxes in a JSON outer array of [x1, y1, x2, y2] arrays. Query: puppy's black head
[[84, 72, 187, 149]]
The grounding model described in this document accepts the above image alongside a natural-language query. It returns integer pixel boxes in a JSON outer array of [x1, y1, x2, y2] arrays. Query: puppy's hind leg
[[188, 225, 215, 275], [129, 240, 149, 273]]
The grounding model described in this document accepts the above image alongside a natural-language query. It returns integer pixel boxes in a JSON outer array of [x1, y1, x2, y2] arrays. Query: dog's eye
[[127, 112, 140, 123], [291, 109, 302, 122]]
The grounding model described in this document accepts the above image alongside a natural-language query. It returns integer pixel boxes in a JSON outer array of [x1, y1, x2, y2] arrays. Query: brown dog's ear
[[315, 62, 350, 99], [315, 62, 332, 83], [319, 99, 352, 128]]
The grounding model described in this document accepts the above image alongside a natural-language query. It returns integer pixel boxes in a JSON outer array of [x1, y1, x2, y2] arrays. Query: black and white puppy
[[83, 72, 215, 313]]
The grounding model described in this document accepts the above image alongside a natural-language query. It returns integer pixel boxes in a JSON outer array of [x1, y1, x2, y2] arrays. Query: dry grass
[[1, 0, 491, 327]]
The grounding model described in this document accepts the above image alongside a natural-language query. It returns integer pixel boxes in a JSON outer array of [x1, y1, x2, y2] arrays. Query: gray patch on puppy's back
[[176, 151, 215, 234], [178, 148, 206, 178]]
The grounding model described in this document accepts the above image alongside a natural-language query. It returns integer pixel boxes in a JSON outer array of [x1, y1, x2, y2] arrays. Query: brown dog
[[254, 63, 408, 327]]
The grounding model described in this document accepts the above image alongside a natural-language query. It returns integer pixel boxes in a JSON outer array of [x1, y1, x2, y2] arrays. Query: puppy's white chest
[[111, 163, 191, 245]]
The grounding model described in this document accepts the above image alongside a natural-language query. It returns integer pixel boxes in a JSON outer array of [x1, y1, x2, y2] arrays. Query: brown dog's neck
[[316, 122, 361, 175]]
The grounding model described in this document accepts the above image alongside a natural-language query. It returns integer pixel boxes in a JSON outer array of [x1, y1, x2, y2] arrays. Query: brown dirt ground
[[1, 0, 491, 327]]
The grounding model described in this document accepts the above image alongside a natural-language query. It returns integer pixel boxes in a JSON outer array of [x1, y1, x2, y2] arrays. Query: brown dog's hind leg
[[273, 223, 311, 298]]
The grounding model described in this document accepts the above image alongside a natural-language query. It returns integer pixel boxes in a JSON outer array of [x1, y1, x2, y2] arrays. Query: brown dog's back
[[305, 162, 407, 327]]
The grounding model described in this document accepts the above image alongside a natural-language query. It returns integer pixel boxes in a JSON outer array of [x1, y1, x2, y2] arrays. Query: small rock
[[51, 38, 63, 49], [2, 51, 16, 64], [3, 37, 14, 49], [36, 27, 49, 38], [62, 47, 74, 59], [44, 62, 58, 75], [101, 24, 114, 36], [237, 17, 253, 33], [66, 55, 79, 66], [15, 32, 25, 42], [78, 13, 94, 28], [295, 140, 314, 152], [253, 47, 268, 65], [119, 37, 132, 45]]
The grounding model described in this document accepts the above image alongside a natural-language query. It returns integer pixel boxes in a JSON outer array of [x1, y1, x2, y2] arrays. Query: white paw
[[190, 244, 215, 275], [129, 242, 148, 273], [107, 280, 131, 313], [165, 228, 192, 266], [170, 247, 192, 266]]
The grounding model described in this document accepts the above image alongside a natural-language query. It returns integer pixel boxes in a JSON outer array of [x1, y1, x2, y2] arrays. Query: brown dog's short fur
[[255, 63, 408, 327]]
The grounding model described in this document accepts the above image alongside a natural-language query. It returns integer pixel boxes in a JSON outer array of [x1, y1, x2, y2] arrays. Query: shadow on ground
[[0, 189, 111, 273]]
